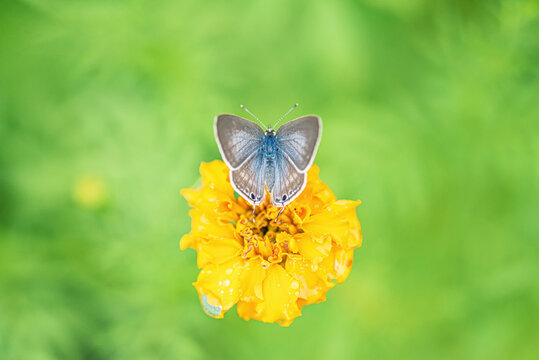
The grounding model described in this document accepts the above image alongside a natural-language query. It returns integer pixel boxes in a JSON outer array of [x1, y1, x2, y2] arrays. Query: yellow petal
[[199, 161, 233, 195], [237, 300, 259, 322], [195, 235, 242, 268], [194, 257, 243, 317], [295, 232, 332, 264], [334, 247, 355, 283], [286, 255, 334, 305], [319, 243, 355, 283], [239, 258, 266, 302], [180, 209, 241, 267], [181, 187, 239, 224], [181, 161, 246, 224], [184, 209, 237, 241], [253, 264, 301, 326], [296, 165, 338, 211], [303, 200, 362, 249], [289, 204, 311, 226]]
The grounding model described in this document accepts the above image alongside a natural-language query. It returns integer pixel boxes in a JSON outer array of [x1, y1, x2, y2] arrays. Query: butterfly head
[[264, 128, 276, 137]]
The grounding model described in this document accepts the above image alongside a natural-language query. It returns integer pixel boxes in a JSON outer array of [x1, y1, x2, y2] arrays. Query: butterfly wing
[[214, 114, 265, 170], [276, 116, 322, 172], [230, 149, 266, 206], [268, 151, 307, 207]]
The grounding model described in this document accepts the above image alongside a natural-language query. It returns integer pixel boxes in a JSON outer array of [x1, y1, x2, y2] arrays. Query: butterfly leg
[[251, 205, 256, 222], [274, 206, 285, 223]]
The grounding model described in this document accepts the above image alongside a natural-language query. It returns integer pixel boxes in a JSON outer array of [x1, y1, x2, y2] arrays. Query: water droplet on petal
[[311, 264, 319, 272], [291, 281, 300, 290], [226, 268, 233, 275], [200, 294, 222, 318], [223, 279, 230, 287]]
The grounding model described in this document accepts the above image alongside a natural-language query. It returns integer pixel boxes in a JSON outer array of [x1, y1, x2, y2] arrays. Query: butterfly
[[214, 104, 322, 215]]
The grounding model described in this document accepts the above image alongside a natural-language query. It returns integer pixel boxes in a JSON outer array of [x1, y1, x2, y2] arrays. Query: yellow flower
[[73, 175, 108, 210], [180, 160, 362, 326]]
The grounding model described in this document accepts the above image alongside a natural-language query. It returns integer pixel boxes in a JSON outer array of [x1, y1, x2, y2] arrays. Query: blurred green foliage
[[1, 0, 538, 359]]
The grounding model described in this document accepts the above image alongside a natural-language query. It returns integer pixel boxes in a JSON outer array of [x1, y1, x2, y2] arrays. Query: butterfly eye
[[250, 192, 256, 201], [282, 194, 288, 201]]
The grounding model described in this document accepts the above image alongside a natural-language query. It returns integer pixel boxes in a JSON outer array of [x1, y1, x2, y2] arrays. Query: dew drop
[[226, 268, 233, 275], [223, 279, 230, 287], [311, 264, 319, 272], [291, 281, 300, 290], [200, 294, 222, 318]]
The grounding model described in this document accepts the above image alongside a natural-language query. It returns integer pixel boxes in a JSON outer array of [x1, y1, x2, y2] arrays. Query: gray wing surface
[[270, 151, 306, 207], [230, 150, 266, 206], [276, 116, 322, 172], [215, 114, 264, 170]]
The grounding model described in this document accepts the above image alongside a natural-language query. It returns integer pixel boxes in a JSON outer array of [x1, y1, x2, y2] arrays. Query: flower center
[[235, 202, 302, 266]]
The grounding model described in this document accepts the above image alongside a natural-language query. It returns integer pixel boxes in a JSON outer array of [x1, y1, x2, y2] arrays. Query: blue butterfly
[[214, 104, 322, 215]]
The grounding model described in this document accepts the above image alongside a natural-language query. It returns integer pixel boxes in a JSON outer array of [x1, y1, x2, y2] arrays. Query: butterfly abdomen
[[265, 159, 275, 193]]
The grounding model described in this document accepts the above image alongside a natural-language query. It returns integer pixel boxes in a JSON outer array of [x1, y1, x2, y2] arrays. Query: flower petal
[[295, 165, 338, 212], [295, 232, 332, 264], [194, 257, 243, 316], [238, 264, 301, 326], [180, 209, 241, 267], [239, 258, 266, 302], [195, 235, 242, 268], [199, 161, 234, 195], [286, 255, 335, 304], [303, 200, 362, 249], [182, 209, 237, 243], [319, 243, 355, 283]]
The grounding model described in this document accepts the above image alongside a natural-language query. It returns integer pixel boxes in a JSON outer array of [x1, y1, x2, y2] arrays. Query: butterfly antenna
[[272, 103, 299, 129], [240, 105, 267, 130]]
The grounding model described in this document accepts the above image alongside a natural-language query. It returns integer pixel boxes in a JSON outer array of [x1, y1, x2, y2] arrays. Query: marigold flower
[[180, 160, 362, 326], [73, 175, 108, 209]]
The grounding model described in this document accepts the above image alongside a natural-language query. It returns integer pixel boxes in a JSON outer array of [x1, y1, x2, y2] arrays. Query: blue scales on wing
[[230, 149, 266, 206], [267, 150, 306, 207]]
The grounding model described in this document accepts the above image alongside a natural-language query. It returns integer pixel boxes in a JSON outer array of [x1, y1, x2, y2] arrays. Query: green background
[[1, 0, 538, 359]]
